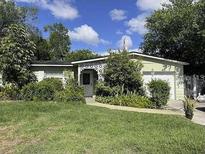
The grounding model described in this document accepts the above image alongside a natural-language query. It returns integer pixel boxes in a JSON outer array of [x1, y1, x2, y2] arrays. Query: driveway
[[168, 100, 205, 126]]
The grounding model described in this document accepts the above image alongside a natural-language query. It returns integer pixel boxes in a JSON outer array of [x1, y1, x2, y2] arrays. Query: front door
[[82, 71, 93, 97]]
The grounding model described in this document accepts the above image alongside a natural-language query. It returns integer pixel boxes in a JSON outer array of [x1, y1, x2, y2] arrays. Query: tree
[[45, 23, 71, 61], [104, 50, 144, 95], [0, 24, 36, 88], [0, 0, 38, 87], [142, 0, 205, 74], [33, 36, 51, 60], [0, 0, 37, 37], [29, 27, 51, 60], [66, 49, 99, 62]]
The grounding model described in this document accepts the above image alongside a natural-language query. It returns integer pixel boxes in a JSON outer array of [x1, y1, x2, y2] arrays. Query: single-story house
[[0, 52, 189, 100]]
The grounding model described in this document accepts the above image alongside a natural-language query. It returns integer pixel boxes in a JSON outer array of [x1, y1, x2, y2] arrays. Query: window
[[83, 73, 90, 85]]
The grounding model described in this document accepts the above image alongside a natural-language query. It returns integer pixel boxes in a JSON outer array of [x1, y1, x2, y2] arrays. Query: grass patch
[[0, 101, 205, 154]]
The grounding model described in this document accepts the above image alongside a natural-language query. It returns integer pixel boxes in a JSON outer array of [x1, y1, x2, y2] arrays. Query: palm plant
[[183, 97, 196, 120]]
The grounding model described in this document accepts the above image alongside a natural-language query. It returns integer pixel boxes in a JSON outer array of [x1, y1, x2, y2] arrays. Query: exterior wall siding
[[31, 66, 73, 84], [132, 56, 185, 100]]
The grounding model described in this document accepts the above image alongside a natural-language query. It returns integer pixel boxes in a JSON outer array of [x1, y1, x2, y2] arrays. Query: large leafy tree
[[29, 27, 51, 60], [0, 0, 38, 87], [0, 0, 36, 87], [0, 24, 36, 87], [66, 49, 99, 62], [0, 0, 37, 36], [45, 23, 71, 61], [142, 0, 205, 74], [104, 50, 144, 95]]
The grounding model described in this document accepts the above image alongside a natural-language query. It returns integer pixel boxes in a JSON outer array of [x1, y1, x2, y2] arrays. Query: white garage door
[[143, 72, 175, 100]]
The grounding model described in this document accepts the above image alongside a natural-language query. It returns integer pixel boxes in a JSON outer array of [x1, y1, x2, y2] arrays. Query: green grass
[[0, 101, 205, 154]]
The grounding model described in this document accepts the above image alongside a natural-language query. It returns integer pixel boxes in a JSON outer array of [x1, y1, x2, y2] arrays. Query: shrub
[[40, 78, 63, 91], [21, 78, 63, 101], [95, 82, 119, 97], [148, 79, 170, 108], [96, 94, 152, 108], [34, 81, 56, 101], [0, 86, 4, 92], [0, 84, 20, 100], [55, 80, 85, 103], [20, 82, 37, 101], [183, 97, 196, 120]]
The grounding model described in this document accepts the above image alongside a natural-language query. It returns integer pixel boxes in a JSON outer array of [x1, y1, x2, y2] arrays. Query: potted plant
[[183, 97, 196, 120]]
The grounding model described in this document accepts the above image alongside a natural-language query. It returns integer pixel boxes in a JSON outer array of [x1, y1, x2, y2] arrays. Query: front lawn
[[0, 101, 205, 154]]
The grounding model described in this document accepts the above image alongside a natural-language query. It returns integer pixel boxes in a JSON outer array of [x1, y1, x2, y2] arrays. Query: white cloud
[[69, 24, 110, 46], [117, 35, 133, 49], [136, 0, 169, 11], [15, 0, 37, 2], [109, 9, 127, 21], [127, 0, 170, 35], [15, 0, 79, 20], [100, 39, 111, 45], [126, 13, 148, 35], [116, 30, 123, 35]]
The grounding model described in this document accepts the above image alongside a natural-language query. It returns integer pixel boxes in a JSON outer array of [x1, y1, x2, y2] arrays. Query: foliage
[[142, 0, 205, 74], [20, 82, 37, 101], [0, 24, 36, 88], [44, 23, 71, 61], [96, 94, 152, 108], [148, 79, 170, 108], [95, 82, 120, 97], [64, 70, 75, 83], [66, 49, 99, 62], [41, 78, 63, 92], [183, 96, 196, 120], [0, 0, 37, 37], [0, 84, 20, 100], [104, 50, 144, 95], [55, 80, 85, 103], [21, 78, 63, 101], [29, 27, 51, 60]]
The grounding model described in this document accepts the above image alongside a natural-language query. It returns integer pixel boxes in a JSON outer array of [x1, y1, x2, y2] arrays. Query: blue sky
[[15, 0, 168, 54]]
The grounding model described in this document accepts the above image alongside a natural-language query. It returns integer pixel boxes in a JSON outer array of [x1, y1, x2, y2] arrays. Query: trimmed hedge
[[148, 79, 170, 108], [96, 94, 152, 108]]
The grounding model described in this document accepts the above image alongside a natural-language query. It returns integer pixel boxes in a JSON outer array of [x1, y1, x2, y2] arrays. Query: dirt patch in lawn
[[0, 125, 40, 154]]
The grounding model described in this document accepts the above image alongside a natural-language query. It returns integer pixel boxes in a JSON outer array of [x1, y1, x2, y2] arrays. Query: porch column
[[77, 66, 81, 85], [193, 75, 197, 99]]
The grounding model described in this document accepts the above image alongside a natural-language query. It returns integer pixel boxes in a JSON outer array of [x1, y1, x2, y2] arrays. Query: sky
[[15, 0, 169, 55]]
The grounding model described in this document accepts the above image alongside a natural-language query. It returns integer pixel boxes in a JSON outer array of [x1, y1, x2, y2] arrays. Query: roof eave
[[131, 53, 189, 65], [71, 53, 189, 65], [71, 57, 107, 64], [31, 64, 73, 67]]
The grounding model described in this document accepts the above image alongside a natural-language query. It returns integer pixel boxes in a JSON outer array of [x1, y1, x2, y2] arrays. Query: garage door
[[143, 72, 175, 100]]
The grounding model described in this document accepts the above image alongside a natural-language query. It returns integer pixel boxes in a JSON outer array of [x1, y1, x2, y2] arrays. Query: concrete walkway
[[192, 110, 205, 126], [86, 98, 183, 115], [86, 98, 205, 126], [168, 100, 205, 126]]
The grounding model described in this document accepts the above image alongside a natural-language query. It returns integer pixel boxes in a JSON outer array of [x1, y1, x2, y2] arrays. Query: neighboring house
[[0, 52, 189, 100]]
